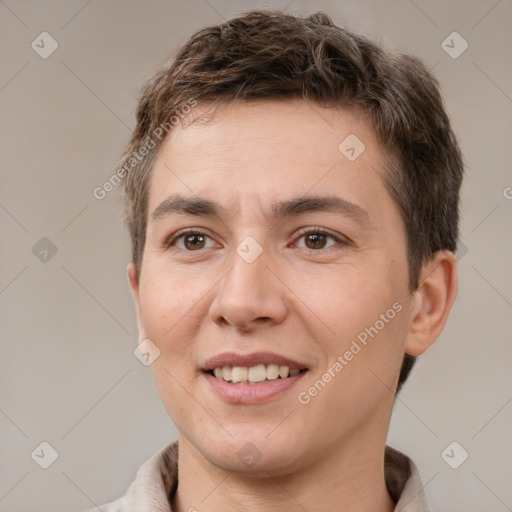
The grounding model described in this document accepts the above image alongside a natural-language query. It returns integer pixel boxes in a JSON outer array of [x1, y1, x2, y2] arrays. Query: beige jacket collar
[[86, 442, 430, 512]]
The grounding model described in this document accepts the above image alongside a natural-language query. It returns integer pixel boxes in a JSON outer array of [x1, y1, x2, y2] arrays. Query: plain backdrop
[[1, 1, 511, 511]]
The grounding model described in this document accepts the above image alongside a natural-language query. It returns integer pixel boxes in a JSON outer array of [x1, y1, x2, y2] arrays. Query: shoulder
[[385, 445, 431, 512], [80, 441, 179, 512]]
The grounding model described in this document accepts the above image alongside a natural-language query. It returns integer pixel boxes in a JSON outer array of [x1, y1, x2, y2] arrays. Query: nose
[[208, 244, 288, 331]]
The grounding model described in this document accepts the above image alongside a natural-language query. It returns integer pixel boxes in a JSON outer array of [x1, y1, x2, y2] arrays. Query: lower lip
[[203, 371, 308, 404]]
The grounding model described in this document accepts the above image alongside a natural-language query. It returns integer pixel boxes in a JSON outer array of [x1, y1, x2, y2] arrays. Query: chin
[[196, 428, 309, 476]]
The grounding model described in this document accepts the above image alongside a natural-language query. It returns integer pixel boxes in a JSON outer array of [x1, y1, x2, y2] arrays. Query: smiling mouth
[[207, 364, 308, 384]]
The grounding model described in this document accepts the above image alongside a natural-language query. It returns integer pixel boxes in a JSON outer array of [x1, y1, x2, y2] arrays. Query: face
[[129, 100, 418, 475]]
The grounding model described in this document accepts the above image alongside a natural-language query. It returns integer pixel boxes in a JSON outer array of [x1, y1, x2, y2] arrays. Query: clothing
[[83, 442, 430, 511]]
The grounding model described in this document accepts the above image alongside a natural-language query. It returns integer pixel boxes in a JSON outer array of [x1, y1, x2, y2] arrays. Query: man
[[87, 10, 463, 511]]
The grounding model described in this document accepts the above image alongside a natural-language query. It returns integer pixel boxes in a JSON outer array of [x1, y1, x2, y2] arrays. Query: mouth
[[200, 352, 309, 403], [206, 364, 308, 384]]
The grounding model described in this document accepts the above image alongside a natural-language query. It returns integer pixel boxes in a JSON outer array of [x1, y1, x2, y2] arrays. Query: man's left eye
[[293, 229, 344, 251], [169, 231, 217, 251]]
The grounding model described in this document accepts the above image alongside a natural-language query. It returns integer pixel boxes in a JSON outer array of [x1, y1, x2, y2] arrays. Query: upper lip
[[201, 351, 308, 371]]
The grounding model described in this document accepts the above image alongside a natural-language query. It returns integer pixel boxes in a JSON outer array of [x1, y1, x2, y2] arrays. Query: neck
[[171, 434, 395, 512]]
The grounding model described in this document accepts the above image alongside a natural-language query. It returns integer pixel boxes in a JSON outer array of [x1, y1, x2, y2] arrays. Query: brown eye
[[183, 233, 206, 250], [165, 230, 218, 251], [304, 233, 328, 250], [294, 228, 342, 251]]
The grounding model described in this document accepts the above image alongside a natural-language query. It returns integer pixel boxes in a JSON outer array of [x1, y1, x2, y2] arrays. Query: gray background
[[1, 1, 511, 511]]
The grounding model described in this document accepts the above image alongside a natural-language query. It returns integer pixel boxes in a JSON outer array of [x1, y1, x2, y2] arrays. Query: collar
[[90, 442, 430, 511]]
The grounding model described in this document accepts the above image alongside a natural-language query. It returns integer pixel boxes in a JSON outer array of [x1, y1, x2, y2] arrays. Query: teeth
[[222, 366, 231, 380], [231, 366, 248, 383], [278, 365, 289, 378], [267, 364, 279, 380], [210, 364, 305, 383], [248, 364, 267, 383]]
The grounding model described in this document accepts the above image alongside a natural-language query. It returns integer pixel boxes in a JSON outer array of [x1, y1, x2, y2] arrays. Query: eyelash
[[164, 227, 348, 252]]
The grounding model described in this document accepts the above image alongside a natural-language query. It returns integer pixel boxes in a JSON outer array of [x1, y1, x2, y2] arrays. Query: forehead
[[148, 99, 395, 226]]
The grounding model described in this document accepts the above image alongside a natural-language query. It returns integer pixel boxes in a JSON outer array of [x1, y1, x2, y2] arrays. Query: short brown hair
[[119, 10, 464, 392]]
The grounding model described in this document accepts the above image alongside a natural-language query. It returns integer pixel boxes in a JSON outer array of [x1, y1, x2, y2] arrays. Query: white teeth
[[210, 364, 305, 383], [267, 364, 279, 380], [248, 364, 267, 383], [278, 365, 289, 378], [222, 366, 231, 380], [231, 366, 248, 383]]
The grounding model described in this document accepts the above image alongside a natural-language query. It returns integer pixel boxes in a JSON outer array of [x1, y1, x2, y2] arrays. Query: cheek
[[294, 261, 407, 404], [138, 272, 208, 367]]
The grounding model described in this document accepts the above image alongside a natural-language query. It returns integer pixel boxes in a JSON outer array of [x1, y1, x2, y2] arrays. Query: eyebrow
[[151, 194, 371, 227]]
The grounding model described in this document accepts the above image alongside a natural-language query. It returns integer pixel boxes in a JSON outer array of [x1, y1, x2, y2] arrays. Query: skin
[[128, 99, 457, 512]]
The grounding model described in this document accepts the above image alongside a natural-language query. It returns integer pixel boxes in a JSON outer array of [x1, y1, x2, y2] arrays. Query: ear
[[404, 250, 458, 357], [127, 262, 145, 339]]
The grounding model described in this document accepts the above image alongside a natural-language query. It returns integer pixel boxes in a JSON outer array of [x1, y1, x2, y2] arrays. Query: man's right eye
[[165, 229, 219, 251]]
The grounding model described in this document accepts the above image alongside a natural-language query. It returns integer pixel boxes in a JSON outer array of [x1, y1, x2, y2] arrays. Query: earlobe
[[404, 250, 458, 357]]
